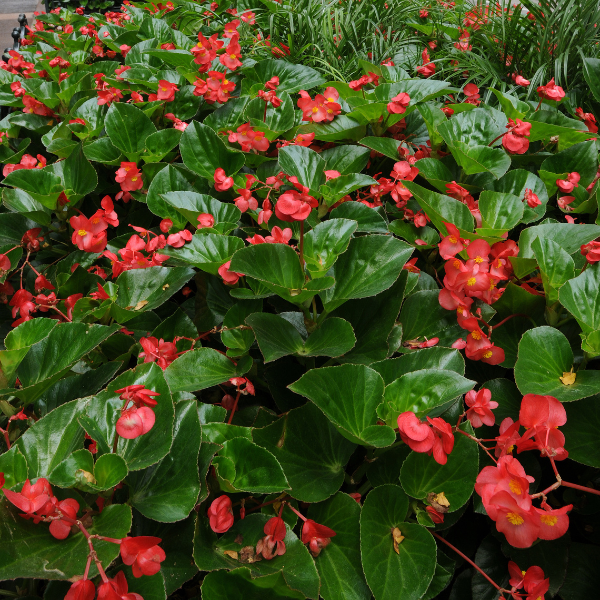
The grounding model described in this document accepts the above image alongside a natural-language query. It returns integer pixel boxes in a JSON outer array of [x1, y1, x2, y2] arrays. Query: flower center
[[467, 277, 477, 286], [506, 512, 524, 525], [483, 350, 493, 359], [540, 514, 557, 526], [78, 229, 87, 236], [509, 479, 522, 494]]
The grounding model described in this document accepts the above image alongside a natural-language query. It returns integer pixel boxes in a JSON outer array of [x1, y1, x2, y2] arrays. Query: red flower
[[220, 33, 243, 70], [556, 172, 580, 194], [416, 48, 436, 77], [535, 503, 572, 541], [427, 417, 455, 465], [297, 88, 341, 123], [275, 190, 318, 221], [218, 261, 243, 285], [97, 87, 123, 106], [116, 406, 155, 439], [301, 519, 336, 556], [581, 240, 600, 264], [256, 516, 287, 559], [3, 477, 53, 515], [426, 506, 444, 524], [115, 162, 143, 192], [508, 561, 548, 594], [156, 79, 178, 102], [207, 495, 234, 533], [9, 289, 36, 326], [33, 273, 54, 292], [70, 214, 108, 253], [537, 78, 565, 102], [398, 411, 434, 453], [575, 107, 598, 133], [503, 119, 531, 154], [419, 9, 429, 17], [523, 188, 541, 208], [197, 213, 215, 229], [115, 385, 160, 408], [166, 229, 193, 248], [214, 168, 234, 192], [465, 388, 498, 427], [494, 418, 521, 457], [488, 490, 539, 548], [49, 498, 79, 540], [438, 222, 465, 259], [139, 337, 178, 369], [514, 75, 530, 87], [120, 536, 166, 577], [97, 571, 143, 600], [65, 580, 96, 600], [293, 132, 315, 147], [387, 92, 410, 114]]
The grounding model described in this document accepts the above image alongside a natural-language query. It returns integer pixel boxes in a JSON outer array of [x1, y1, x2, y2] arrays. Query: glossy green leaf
[[478, 190, 524, 230], [379, 369, 475, 425], [518, 223, 600, 258], [63, 143, 98, 197], [180, 121, 245, 180], [194, 512, 320, 599], [252, 59, 327, 93], [399, 290, 461, 341], [161, 233, 244, 275], [559, 264, 600, 332], [321, 144, 371, 174], [303, 219, 357, 277], [0, 446, 28, 488], [296, 116, 367, 142], [514, 326, 600, 401], [246, 91, 295, 133], [129, 400, 201, 522], [402, 181, 474, 232], [253, 403, 356, 502], [321, 173, 377, 206], [202, 569, 305, 600], [583, 57, 600, 104], [105, 101, 157, 155], [400, 423, 478, 511], [360, 484, 436, 600], [308, 493, 370, 600], [532, 237, 575, 303], [321, 235, 413, 311], [329, 202, 388, 233], [359, 136, 402, 160], [289, 364, 396, 447], [213, 437, 289, 493], [278, 145, 326, 193], [164, 347, 239, 393], [0, 501, 131, 580]]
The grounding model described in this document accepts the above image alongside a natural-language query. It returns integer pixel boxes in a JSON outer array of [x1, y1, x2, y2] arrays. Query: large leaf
[[518, 223, 600, 258], [213, 437, 289, 494], [0, 502, 131, 580], [180, 121, 245, 180], [379, 369, 475, 426], [321, 235, 413, 311], [63, 143, 98, 197], [308, 493, 370, 600], [193, 512, 320, 599], [252, 59, 327, 93], [400, 423, 479, 512], [79, 363, 175, 471], [161, 233, 244, 275], [129, 400, 201, 522], [583, 57, 600, 104], [514, 326, 600, 401], [246, 313, 356, 362], [562, 395, 600, 467], [478, 190, 523, 230], [360, 484, 436, 600], [402, 181, 474, 232], [164, 347, 239, 393], [105, 101, 157, 156], [559, 264, 600, 333], [278, 145, 326, 193], [202, 569, 304, 600], [532, 237, 575, 303], [289, 364, 396, 447], [253, 403, 356, 502]]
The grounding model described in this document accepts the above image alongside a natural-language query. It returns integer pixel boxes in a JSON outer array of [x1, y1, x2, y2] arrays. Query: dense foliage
[[1, 0, 600, 598]]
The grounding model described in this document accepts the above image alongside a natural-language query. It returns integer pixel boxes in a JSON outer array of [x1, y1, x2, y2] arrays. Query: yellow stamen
[[506, 512, 524, 526]]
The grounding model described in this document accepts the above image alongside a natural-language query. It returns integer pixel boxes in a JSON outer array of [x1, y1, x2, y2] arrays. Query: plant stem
[[226, 390, 242, 425], [299, 221, 305, 269]]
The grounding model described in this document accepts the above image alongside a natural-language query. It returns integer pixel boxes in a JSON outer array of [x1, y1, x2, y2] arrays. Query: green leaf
[[329, 202, 388, 233], [540, 141, 598, 189], [371, 347, 465, 385], [144, 49, 193, 69], [399, 290, 460, 342], [402, 181, 474, 232], [84, 137, 123, 164], [303, 219, 358, 277], [144, 128, 182, 162], [321, 235, 413, 311], [161, 233, 244, 274], [561, 394, 600, 467], [532, 237, 575, 303], [528, 110, 593, 151], [204, 97, 251, 132], [518, 223, 600, 258], [0, 501, 131, 580], [214, 437, 289, 494], [113, 266, 194, 319], [48, 448, 94, 488], [160, 191, 241, 233], [514, 326, 600, 401], [2, 169, 63, 207], [484, 169, 548, 224], [253, 59, 327, 94], [400, 423, 479, 512], [129, 400, 201, 522], [253, 403, 356, 502], [289, 364, 395, 447], [278, 145, 326, 193], [180, 121, 245, 180], [93, 453, 129, 490], [321, 173, 377, 206], [375, 78, 453, 107], [360, 484, 436, 600], [359, 136, 402, 160], [0, 447, 28, 488], [230, 243, 304, 290], [79, 363, 175, 471], [308, 493, 371, 600], [246, 91, 295, 133], [62, 143, 98, 197], [379, 370, 475, 425], [321, 144, 370, 174], [296, 116, 367, 142], [559, 264, 600, 333], [164, 347, 239, 393], [105, 101, 157, 156], [202, 569, 305, 600], [194, 513, 320, 599], [558, 542, 600, 600], [478, 190, 524, 231], [447, 142, 511, 179], [583, 57, 600, 104], [246, 313, 355, 361], [471, 536, 509, 600]]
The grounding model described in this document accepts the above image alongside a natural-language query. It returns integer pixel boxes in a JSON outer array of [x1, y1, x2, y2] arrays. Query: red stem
[[284, 501, 307, 522], [226, 390, 242, 425], [491, 313, 530, 330], [455, 428, 497, 464], [432, 532, 503, 591], [0, 427, 10, 450], [561, 480, 600, 496]]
